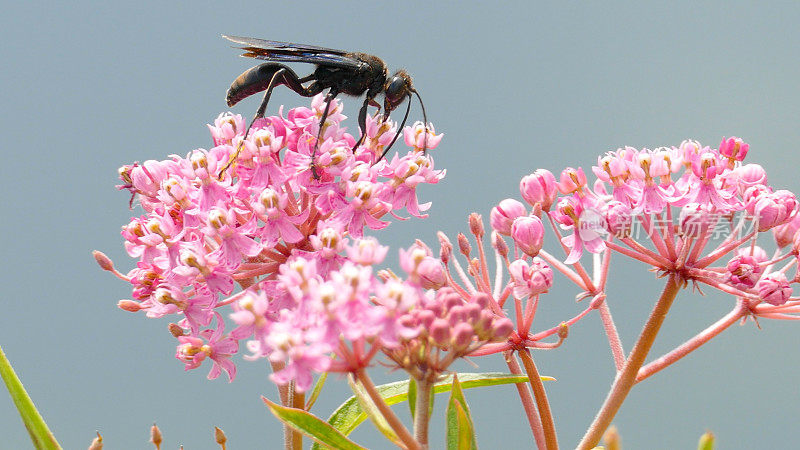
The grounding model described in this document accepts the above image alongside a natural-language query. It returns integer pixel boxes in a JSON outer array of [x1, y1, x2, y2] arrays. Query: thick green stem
[[577, 275, 681, 449]]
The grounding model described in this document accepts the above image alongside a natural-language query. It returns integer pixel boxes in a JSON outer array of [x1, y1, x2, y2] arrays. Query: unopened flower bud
[[520, 169, 558, 211], [734, 164, 767, 193], [417, 257, 446, 289], [451, 323, 475, 349], [736, 246, 768, 263], [430, 318, 451, 346], [492, 318, 514, 341], [490, 199, 527, 235], [117, 300, 142, 312], [438, 232, 453, 264], [755, 190, 797, 232], [168, 323, 186, 337], [92, 251, 114, 271], [469, 213, 484, 238], [756, 273, 792, 306], [511, 216, 545, 257], [492, 231, 509, 258], [215, 426, 227, 446], [150, 423, 163, 448], [457, 233, 471, 257], [557, 322, 569, 339], [470, 292, 490, 309], [773, 213, 800, 248], [604, 201, 633, 238], [88, 432, 103, 450]]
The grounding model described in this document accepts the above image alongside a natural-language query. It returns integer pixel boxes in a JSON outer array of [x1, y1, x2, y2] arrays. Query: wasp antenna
[[412, 89, 428, 153], [379, 94, 413, 162]]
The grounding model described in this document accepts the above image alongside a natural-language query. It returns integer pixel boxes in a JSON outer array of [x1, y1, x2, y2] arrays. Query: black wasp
[[218, 35, 428, 177]]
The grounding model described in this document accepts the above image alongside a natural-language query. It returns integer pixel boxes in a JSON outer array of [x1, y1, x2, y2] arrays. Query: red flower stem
[[636, 301, 746, 382], [505, 352, 547, 449], [577, 275, 681, 449], [663, 208, 677, 259], [519, 349, 558, 450], [695, 230, 756, 269], [598, 301, 625, 371], [529, 305, 593, 341], [619, 237, 672, 267], [604, 241, 665, 267], [474, 231, 493, 292], [641, 214, 670, 258], [354, 368, 420, 450]]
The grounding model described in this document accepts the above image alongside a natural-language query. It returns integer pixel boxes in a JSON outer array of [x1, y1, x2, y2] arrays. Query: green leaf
[[0, 345, 61, 450], [697, 431, 715, 450], [305, 372, 328, 410], [407, 377, 417, 419], [262, 397, 367, 450], [446, 375, 477, 450], [311, 372, 529, 450]]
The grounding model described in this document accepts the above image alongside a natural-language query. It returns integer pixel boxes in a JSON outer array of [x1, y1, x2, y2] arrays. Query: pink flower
[[403, 121, 444, 150], [491, 199, 527, 235], [557, 167, 588, 195], [754, 190, 797, 232], [756, 273, 792, 306], [508, 258, 553, 298], [520, 169, 558, 211], [718, 136, 749, 164], [511, 215, 545, 257], [725, 255, 763, 290]]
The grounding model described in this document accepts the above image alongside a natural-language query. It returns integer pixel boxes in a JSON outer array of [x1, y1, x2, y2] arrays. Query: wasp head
[[384, 70, 414, 113]]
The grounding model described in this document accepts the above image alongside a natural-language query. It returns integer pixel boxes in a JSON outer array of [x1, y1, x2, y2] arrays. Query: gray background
[[2, 2, 799, 448]]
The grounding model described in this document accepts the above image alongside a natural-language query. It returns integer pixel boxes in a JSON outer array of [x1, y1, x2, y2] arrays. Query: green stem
[[413, 378, 433, 449], [577, 275, 681, 449], [0, 345, 61, 450]]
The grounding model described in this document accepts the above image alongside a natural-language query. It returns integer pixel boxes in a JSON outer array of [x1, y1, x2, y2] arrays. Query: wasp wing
[[223, 35, 363, 70]]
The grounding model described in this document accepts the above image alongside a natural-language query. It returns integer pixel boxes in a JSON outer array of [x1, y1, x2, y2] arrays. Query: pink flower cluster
[[110, 95, 448, 384]]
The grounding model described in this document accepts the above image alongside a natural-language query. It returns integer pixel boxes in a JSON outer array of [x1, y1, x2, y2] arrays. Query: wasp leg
[[220, 64, 322, 179], [309, 87, 341, 178], [351, 97, 382, 153]]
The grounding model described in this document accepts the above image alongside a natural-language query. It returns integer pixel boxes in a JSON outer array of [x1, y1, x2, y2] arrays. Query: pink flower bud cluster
[[383, 288, 513, 379], [111, 96, 446, 384]]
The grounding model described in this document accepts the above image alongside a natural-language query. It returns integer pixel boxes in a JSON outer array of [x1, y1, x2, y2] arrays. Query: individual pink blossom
[[753, 190, 797, 232], [773, 213, 800, 248], [508, 258, 553, 298], [725, 255, 763, 290], [756, 273, 792, 306], [520, 169, 558, 211], [511, 215, 545, 257], [403, 121, 444, 150], [718, 136, 749, 165], [491, 199, 527, 235]]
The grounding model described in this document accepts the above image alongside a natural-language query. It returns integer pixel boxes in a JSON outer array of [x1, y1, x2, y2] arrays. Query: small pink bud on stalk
[[92, 250, 114, 271], [773, 213, 800, 248], [756, 272, 793, 306], [511, 215, 545, 257], [520, 169, 558, 211], [214, 426, 227, 448], [88, 432, 103, 450], [150, 423, 162, 449], [469, 212, 485, 238], [117, 300, 142, 312]]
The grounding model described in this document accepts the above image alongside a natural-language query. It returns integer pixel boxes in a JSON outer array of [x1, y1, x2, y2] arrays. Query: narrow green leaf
[[0, 345, 61, 450], [262, 397, 366, 450], [446, 375, 477, 450], [347, 376, 399, 445], [305, 372, 328, 410], [407, 377, 417, 419], [310, 372, 530, 450]]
